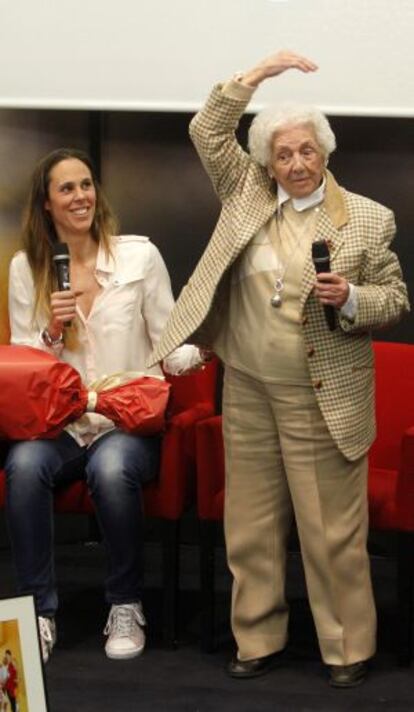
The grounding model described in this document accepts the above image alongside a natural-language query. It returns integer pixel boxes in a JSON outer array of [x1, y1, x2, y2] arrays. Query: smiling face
[[44, 158, 96, 240], [269, 123, 326, 198]]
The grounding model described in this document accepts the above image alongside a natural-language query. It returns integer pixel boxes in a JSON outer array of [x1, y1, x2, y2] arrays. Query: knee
[[5, 442, 49, 488], [4, 441, 53, 504], [86, 448, 136, 495], [86, 435, 160, 494]]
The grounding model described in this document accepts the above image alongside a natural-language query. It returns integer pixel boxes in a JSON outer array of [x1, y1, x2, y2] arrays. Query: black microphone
[[311, 239, 336, 331], [52, 242, 71, 326]]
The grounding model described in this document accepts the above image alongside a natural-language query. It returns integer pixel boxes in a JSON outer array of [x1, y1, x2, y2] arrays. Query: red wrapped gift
[[0, 345, 170, 440]]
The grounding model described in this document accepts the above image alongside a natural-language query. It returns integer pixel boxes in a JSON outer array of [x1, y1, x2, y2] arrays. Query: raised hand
[[242, 49, 318, 88]]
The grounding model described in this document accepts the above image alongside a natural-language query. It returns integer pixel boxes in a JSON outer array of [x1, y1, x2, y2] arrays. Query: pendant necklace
[[268, 214, 305, 309], [270, 279, 284, 308]]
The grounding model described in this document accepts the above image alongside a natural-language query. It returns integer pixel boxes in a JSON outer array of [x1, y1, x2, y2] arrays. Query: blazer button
[[314, 379, 323, 390], [307, 347, 315, 357]]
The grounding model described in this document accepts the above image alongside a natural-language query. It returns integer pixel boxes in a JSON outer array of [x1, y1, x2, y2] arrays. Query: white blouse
[[8, 235, 201, 444]]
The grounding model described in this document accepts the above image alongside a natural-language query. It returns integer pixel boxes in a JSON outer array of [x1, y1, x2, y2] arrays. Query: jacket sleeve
[[189, 80, 256, 202], [339, 209, 410, 333], [142, 244, 202, 373]]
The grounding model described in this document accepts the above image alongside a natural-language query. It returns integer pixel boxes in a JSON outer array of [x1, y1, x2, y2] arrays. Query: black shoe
[[227, 650, 285, 679], [328, 661, 367, 688]]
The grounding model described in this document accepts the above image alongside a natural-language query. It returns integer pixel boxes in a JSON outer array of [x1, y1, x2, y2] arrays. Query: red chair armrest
[[167, 402, 214, 430]]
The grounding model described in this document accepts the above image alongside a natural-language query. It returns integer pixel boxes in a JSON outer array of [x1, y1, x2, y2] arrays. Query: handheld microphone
[[311, 239, 336, 331], [52, 242, 71, 326]]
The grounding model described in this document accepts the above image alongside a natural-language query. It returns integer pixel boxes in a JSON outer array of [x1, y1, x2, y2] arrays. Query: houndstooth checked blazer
[[149, 82, 409, 460]]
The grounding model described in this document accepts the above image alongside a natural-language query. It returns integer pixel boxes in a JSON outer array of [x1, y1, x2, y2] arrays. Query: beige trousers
[[222, 366, 376, 665]]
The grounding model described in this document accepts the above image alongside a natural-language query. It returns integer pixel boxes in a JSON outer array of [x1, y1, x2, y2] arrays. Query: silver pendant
[[271, 277, 283, 308], [271, 293, 282, 308]]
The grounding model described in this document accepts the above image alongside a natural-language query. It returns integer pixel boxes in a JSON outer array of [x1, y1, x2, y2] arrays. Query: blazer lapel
[[300, 172, 349, 311]]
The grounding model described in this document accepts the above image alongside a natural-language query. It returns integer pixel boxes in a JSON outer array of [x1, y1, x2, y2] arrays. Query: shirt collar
[[95, 239, 115, 273], [277, 175, 326, 213]]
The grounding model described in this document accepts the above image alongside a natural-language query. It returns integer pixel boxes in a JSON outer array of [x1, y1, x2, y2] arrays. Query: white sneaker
[[38, 616, 56, 663], [104, 603, 146, 660]]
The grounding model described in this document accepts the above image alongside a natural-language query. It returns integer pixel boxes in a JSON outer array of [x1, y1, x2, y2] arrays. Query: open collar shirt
[[8, 235, 200, 444]]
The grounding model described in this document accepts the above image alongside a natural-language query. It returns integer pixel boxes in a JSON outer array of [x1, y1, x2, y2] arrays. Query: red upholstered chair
[[196, 342, 414, 664], [368, 341, 414, 665], [0, 358, 217, 648]]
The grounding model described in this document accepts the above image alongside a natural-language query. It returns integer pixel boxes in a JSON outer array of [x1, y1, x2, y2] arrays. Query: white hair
[[248, 103, 336, 167]]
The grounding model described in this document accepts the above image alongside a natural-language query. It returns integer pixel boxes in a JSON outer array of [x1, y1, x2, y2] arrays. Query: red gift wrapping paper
[[0, 345, 170, 439]]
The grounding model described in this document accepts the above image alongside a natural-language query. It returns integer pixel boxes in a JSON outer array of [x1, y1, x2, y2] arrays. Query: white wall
[[0, 0, 413, 116]]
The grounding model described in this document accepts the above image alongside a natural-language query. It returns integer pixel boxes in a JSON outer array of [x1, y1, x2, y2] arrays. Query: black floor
[[0, 527, 413, 711]]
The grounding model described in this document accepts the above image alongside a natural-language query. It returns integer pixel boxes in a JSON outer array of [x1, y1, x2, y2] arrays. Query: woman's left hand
[[314, 273, 350, 309], [162, 344, 214, 376], [178, 349, 215, 375]]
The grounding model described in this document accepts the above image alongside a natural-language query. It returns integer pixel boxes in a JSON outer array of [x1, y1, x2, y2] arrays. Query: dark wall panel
[[102, 111, 219, 297], [0, 108, 413, 344]]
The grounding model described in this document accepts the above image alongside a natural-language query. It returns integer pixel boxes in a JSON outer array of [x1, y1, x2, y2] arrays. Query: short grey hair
[[248, 103, 336, 167]]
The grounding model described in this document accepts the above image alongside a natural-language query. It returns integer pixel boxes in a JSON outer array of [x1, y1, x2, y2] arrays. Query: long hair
[[21, 147, 118, 325]]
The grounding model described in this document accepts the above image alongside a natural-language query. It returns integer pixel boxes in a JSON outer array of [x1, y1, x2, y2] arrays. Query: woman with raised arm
[[150, 50, 409, 687]]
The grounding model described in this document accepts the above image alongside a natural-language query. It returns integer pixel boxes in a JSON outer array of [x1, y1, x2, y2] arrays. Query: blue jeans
[[4, 429, 160, 617]]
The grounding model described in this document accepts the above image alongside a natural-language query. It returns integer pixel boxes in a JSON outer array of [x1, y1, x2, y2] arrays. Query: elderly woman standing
[[150, 50, 409, 686]]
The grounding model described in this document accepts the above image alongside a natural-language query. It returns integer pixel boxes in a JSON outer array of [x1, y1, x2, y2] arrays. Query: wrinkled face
[[44, 158, 96, 239], [269, 123, 326, 198]]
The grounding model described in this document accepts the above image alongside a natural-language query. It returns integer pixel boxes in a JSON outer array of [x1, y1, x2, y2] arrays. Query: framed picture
[[0, 595, 49, 712]]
